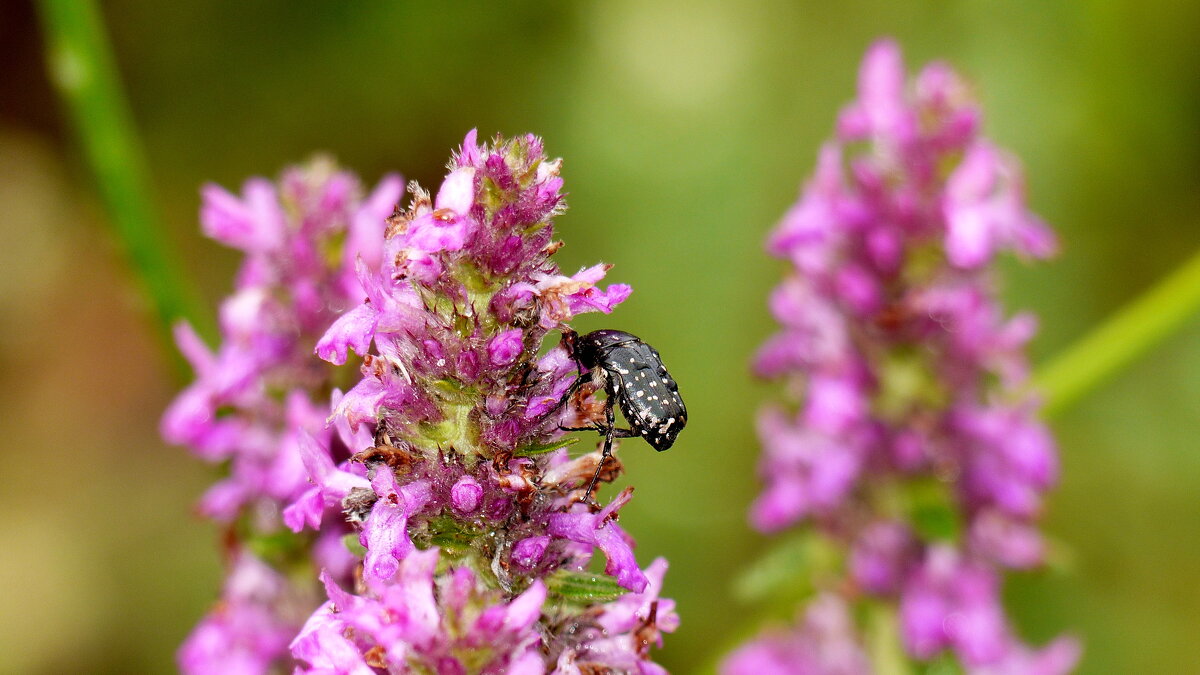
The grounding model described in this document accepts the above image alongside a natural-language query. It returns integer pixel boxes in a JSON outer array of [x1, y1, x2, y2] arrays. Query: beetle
[[556, 328, 687, 498]]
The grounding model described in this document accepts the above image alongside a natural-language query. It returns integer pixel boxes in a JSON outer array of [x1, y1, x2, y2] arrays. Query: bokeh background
[[2, 1, 1198, 672]]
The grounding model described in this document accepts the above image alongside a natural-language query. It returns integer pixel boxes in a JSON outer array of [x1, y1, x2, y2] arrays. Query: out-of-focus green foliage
[[36, 0, 210, 373], [2, 1, 1198, 672]]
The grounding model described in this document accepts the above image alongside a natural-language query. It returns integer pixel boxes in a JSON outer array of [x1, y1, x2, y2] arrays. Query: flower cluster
[[163, 159, 403, 673], [166, 133, 677, 673], [725, 41, 1077, 673], [289, 132, 677, 673]]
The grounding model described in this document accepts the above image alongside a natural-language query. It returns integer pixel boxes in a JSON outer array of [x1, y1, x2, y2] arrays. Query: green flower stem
[[36, 0, 210, 374], [1034, 244, 1200, 418], [866, 605, 915, 675]]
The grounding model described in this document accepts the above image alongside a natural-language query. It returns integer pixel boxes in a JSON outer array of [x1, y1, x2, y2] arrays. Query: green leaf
[[514, 436, 580, 457], [422, 515, 482, 557], [731, 530, 839, 605], [244, 528, 310, 565], [429, 377, 478, 405], [545, 570, 627, 604], [919, 654, 966, 675], [906, 479, 961, 543]]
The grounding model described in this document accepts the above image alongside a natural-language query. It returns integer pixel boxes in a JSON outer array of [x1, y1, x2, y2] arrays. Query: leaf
[[514, 436, 579, 457], [545, 570, 627, 604], [907, 480, 961, 543], [244, 528, 309, 564], [421, 515, 482, 557], [731, 530, 844, 608]]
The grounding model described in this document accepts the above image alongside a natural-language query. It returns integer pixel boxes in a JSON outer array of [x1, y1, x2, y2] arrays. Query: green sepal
[[454, 259, 494, 295]]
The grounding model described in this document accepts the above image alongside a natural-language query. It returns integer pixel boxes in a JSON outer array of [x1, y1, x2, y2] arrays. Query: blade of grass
[[36, 0, 211, 376]]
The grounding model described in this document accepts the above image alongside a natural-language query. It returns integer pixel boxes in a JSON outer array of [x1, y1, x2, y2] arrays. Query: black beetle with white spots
[[558, 328, 688, 498]]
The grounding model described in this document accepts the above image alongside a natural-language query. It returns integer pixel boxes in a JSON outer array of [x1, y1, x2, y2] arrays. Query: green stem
[[867, 604, 915, 675], [36, 0, 210, 373], [1034, 244, 1200, 418]]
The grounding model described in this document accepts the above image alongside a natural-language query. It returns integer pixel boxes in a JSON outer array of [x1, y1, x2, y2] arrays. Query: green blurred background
[[2, 1, 1198, 672]]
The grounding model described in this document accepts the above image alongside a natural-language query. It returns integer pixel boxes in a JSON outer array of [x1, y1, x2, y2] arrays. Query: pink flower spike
[[173, 138, 676, 672], [511, 536, 550, 570], [450, 476, 483, 514], [362, 474, 431, 585], [944, 142, 1057, 268], [474, 580, 546, 639], [738, 39, 1069, 672]]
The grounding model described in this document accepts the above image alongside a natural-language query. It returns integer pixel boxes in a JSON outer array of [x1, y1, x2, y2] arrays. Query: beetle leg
[[558, 423, 605, 433], [584, 398, 617, 500], [559, 424, 635, 436]]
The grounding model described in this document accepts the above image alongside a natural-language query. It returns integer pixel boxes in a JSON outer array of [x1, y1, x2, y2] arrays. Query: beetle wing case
[[602, 340, 687, 451]]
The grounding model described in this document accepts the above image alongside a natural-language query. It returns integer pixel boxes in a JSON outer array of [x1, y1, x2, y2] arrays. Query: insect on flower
[[558, 328, 688, 498]]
